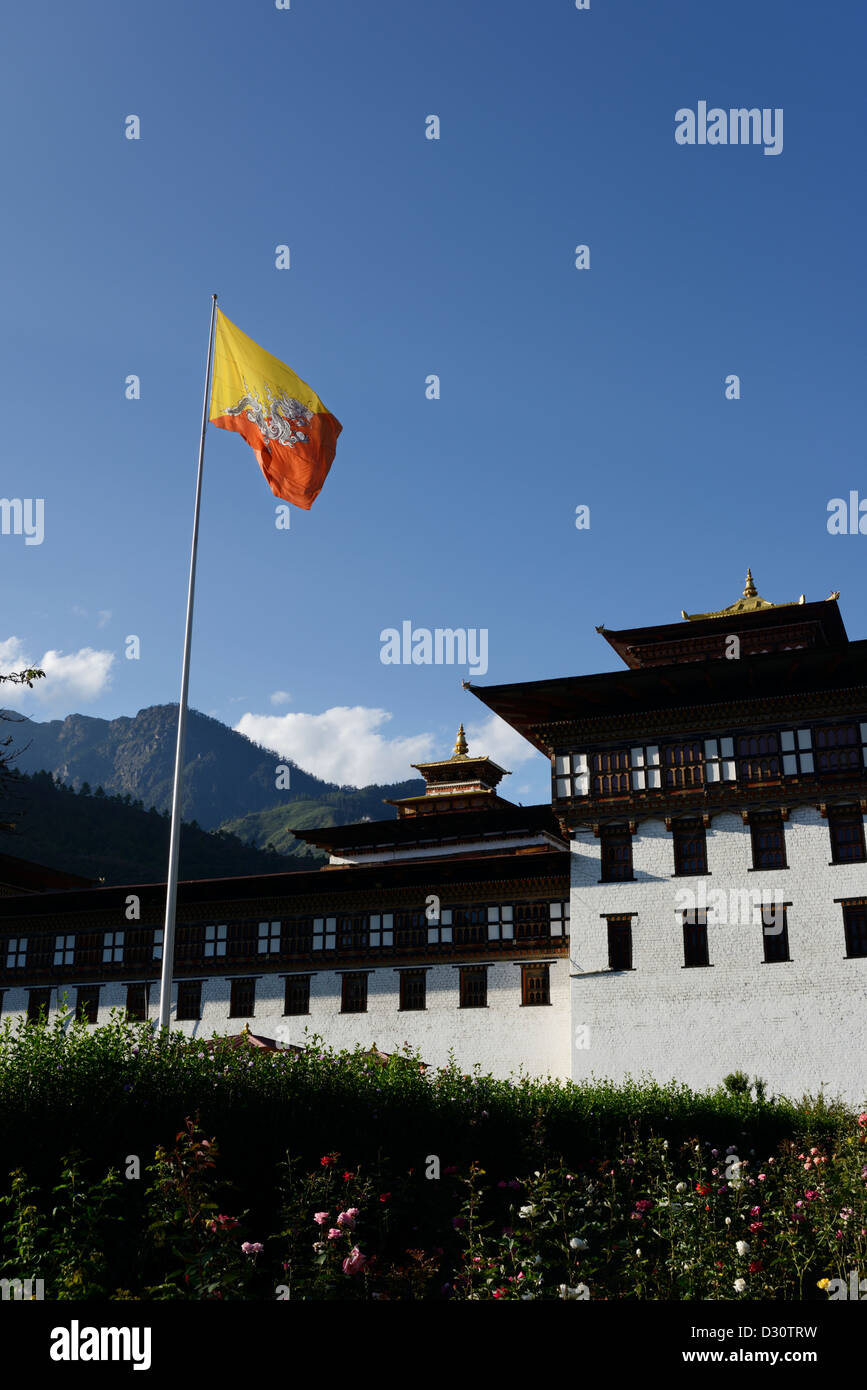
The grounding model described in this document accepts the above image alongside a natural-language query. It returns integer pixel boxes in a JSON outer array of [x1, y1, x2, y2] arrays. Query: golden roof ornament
[[680, 569, 823, 621], [452, 724, 469, 758]]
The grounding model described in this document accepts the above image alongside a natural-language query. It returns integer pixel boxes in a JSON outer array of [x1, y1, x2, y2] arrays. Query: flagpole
[[157, 293, 218, 1031]]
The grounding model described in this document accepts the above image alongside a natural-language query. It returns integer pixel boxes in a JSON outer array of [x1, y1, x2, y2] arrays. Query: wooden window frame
[[749, 811, 787, 870], [176, 979, 202, 1021], [828, 807, 867, 864], [605, 915, 633, 971], [459, 965, 487, 1009], [125, 983, 149, 1021], [600, 825, 634, 882], [520, 963, 550, 1006], [842, 904, 867, 959], [283, 974, 311, 1016], [672, 819, 708, 876], [75, 986, 100, 1025], [340, 972, 368, 1014], [229, 977, 256, 1019], [682, 911, 710, 968], [399, 969, 427, 1012]]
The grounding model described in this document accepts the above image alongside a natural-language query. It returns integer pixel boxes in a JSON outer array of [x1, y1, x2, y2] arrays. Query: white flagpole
[[157, 293, 218, 1030]]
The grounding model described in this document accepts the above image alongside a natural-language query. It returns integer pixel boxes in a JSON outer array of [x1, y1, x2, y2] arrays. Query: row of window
[[555, 722, 867, 799], [603, 902, 867, 969], [10, 962, 554, 1025], [2, 902, 570, 973], [597, 807, 866, 881]]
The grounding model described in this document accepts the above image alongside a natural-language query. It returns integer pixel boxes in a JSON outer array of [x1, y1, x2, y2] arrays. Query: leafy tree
[[0, 666, 46, 831]]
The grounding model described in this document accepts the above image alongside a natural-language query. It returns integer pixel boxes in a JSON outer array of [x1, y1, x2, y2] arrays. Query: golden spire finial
[[452, 723, 468, 758], [743, 569, 757, 598]]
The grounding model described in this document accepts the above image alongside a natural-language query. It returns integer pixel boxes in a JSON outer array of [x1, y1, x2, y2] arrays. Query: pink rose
[[342, 1246, 367, 1275], [857, 1113, 867, 1128], [337, 1211, 355, 1229], [241, 1241, 264, 1255], [327, 1228, 341, 1240], [313, 1212, 330, 1225]]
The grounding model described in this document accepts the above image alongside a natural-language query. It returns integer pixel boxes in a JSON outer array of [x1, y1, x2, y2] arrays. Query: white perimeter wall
[[1, 959, 571, 1082], [570, 806, 867, 1107]]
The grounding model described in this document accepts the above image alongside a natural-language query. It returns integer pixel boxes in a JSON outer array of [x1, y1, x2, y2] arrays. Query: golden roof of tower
[[681, 569, 839, 622]]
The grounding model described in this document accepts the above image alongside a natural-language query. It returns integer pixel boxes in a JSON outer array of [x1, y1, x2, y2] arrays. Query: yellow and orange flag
[[209, 309, 342, 509]]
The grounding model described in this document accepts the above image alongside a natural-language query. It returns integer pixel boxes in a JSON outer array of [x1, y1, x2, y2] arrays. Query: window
[[590, 749, 631, 796], [761, 905, 790, 963], [453, 907, 486, 946], [27, 988, 50, 1023], [663, 742, 704, 789], [425, 909, 452, 945], [842, 904, 867, 958], [75, 987, 100, 1024], [312, 917, 337, 951], [229, 921, 258, 959], [339, 916, 368, 952], [459, 966, 487, 1008], [554, 752, 589, 799], [341, 973, 368, 1013], [606, 916, 633, 971], [487, 905, 514, 941], [828, 807, 866, 863], [284, 918, 314, 953], [628, 745, 661, 792], [125, 984, 149, 1021], [703, 738, 736, 784], [750, 811, 787, 870], [521, 963, 550, 1005], [54, 934, 75, 966], [737, 733, 780, 783], [176, 980, 202, 1021], [549, 901, 569, 937], [683, 911, 710, 967], [600, 826, 633, 881], [153, 929, 163, 961], [399, 970, 426, 1011], [103, 931, 124, 963], [258, 921, 281, 954], [229, 977, 256, 1018], [5, 937, 27, 968], [672, 820, 708, 876], [284, 975, 311, 1016], [815, 723, 860, 773], [369, 914, 394, 948], [780, 728, 814, 776], [204, 924, 227, 957]]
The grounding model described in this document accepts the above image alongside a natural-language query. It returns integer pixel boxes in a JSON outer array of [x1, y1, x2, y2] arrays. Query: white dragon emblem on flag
[[225, 378, 314, 447]]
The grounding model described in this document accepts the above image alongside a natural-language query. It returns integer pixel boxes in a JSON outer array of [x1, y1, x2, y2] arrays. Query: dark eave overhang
[[598, 600, 848, 668], [0, 848, 570, 920], [295, 804, 566, 853], [467, 639, 867, 758]]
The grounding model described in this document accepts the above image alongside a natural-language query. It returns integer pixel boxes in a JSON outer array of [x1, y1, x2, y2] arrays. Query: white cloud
[[269, 690, 292, 707], [235, 706, 437, 787], [97, 610, 112, 628], [0, 637, 114, 707], [463, 712, 540, 768]]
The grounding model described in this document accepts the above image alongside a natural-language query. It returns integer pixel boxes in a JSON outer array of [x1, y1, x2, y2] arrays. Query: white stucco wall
[[1, 957, 571, 1082], [569, 806, 867, 1106]]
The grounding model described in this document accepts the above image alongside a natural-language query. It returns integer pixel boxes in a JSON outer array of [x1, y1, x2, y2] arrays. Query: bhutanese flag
[[209, 309, 342, 509]]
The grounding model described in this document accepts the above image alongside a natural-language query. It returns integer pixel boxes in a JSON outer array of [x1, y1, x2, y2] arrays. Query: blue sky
[[1, 0, 864, 805]]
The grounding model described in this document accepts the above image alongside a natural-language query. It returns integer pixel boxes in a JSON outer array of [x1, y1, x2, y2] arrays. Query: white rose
[[518, 1204, 537, 1219], [736, 1240, 750, 1257], [569, 1237, 589, 1251], [734, 1278, 747, 1293]]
